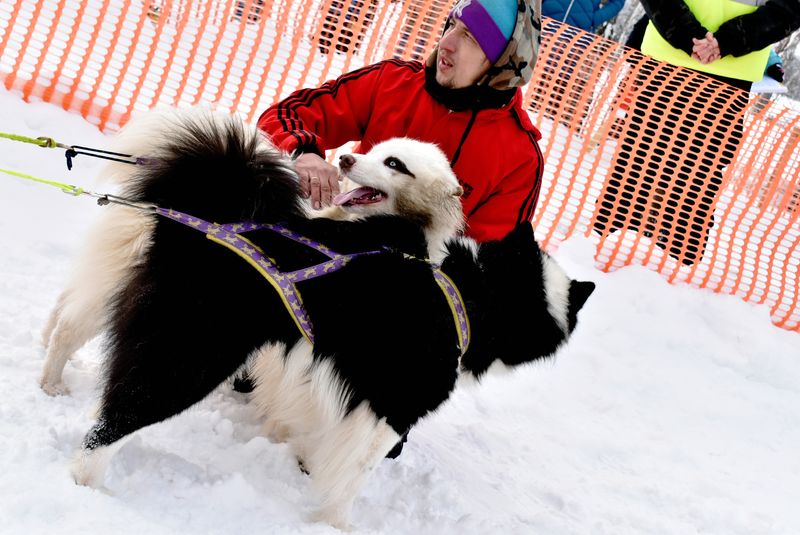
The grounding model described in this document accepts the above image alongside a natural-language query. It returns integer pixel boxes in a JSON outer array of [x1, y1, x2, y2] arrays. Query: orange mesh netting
[[526, 21, 799, 333], [0, 3, 798, 332]]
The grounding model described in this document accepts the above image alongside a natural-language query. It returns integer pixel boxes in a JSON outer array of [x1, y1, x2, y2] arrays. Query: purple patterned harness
[[155, 207, 470, 353]]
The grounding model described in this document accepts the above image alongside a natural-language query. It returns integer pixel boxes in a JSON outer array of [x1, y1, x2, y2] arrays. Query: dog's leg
[[250, 342, 316, 444], [250, 342, 316, 468], [71, 412, 134, 489], [71, 383, 221, 489], [71, 436, 124, 488], [40, 300, 105, 396], [42, 208, 153, 395], [307, 403, 401, 530], [41, 292, 66, 350], [72, 345, 239, 487]]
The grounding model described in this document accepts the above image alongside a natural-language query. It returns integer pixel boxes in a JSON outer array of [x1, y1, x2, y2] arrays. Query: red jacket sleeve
[[257, 61, 389, 155]]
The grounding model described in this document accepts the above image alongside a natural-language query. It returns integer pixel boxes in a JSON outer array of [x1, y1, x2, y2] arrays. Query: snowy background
[[1, 87, 799, 534]]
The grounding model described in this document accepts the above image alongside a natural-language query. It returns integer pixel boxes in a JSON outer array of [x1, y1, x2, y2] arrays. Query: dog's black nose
[[339, 154, 356, 170]]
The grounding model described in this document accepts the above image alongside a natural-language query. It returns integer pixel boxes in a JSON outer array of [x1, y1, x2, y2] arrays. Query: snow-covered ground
[[1, 88, 799, 534]]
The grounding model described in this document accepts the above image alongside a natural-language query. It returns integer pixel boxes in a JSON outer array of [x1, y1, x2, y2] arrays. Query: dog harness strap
[[216, 221, 272, 233], [208, 231, 316, 343], [257, 223, 341, 258], [154, 208, 381, 344], [156, 207, 316, 343], [213, 221, 382, 282], [217, 222, 343, 259], [154, 207, 470, 354], [282, 250, 382, 282], [432, 270, 471, 354]]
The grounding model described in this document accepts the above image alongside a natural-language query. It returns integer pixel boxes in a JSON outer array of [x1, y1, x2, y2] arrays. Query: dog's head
[[461, 222, 595, 378], [333, 138, 465, 237]]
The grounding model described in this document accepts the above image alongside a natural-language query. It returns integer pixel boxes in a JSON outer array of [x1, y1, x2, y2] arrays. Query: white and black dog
[[328, 137, 464, 264], [40, 112, 464, 395], [68, 114, 595, 529]]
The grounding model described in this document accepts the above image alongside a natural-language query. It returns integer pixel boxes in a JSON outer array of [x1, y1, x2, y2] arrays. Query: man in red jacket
[[259, 0, 544, 243]]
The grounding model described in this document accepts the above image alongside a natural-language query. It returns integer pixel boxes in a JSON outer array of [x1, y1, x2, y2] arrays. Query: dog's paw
[[70, 446, 113, 489], [311, 507, 353, 531], [40, 379, 70, 397], [71, 456, 103, 488]]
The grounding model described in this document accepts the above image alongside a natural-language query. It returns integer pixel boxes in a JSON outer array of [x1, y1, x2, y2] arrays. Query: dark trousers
[[595, 65, 751, 265]]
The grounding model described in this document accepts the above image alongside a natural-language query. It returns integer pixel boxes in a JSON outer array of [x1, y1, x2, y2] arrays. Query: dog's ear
[[569, 280, 595, 312], [507, 221, 536, 243]]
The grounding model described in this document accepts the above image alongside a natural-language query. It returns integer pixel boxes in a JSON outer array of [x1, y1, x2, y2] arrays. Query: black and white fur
[[69, 114, 595, 529], [40, 113, 463, 396]]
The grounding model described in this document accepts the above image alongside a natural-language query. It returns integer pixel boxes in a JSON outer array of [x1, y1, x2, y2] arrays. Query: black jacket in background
[[639, 0, 800, 58]]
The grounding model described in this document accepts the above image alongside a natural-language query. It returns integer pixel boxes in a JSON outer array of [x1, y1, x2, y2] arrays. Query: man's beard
[[435, 70, 457, 89], [424, 64, 515, 112]]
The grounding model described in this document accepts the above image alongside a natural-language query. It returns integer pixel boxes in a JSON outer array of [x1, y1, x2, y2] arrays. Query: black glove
[[766, 63, 785, 83]]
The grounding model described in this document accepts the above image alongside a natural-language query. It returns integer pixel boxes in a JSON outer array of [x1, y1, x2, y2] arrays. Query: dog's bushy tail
[[120, 110, 303, 224]]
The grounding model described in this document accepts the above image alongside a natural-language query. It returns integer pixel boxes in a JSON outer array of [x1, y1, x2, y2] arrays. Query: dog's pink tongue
[[333, 186, 380, 206], [333, 188, 363, 206]]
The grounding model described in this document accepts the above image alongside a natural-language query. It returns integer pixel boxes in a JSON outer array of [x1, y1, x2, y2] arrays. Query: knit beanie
[[450, 0, 518, 64]]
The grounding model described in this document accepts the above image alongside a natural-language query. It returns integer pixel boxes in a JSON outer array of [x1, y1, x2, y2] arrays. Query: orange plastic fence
[[526, 22, 799, 333], [0, 2, 798, 333]]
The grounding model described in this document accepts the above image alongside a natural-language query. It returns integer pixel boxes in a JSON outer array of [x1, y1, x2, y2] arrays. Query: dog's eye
[[383, 157, 415, 178]]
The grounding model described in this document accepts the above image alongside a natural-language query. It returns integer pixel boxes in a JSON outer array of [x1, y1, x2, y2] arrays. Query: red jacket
[[258, 59, 543, 242]]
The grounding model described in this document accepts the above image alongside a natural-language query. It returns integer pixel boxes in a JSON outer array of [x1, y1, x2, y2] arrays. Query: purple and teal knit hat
[[450, 0, 518, 64]]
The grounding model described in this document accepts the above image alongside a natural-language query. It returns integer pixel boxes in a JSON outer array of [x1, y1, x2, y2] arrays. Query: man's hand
[[293, 152, 341, 210], [692, 32, 721, 64]]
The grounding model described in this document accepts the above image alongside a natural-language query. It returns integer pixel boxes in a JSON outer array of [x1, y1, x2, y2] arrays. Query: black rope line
[[64, 145, 149, 170]]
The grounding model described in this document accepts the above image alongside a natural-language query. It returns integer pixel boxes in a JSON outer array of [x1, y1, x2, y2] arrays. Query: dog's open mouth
[[333, 186, 386, 206]]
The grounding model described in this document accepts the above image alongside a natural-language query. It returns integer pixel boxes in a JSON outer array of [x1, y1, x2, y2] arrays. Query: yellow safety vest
[[641, 0, 771, 82]]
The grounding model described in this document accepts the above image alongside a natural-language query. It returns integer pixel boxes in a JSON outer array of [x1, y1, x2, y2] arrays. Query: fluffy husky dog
[[68, 114, 594, 529], [39, 112, 463, 396]]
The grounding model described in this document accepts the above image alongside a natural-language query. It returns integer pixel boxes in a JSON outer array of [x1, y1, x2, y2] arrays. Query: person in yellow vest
[[594, 0, 800, 265], [640, 0, 798, 92]]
